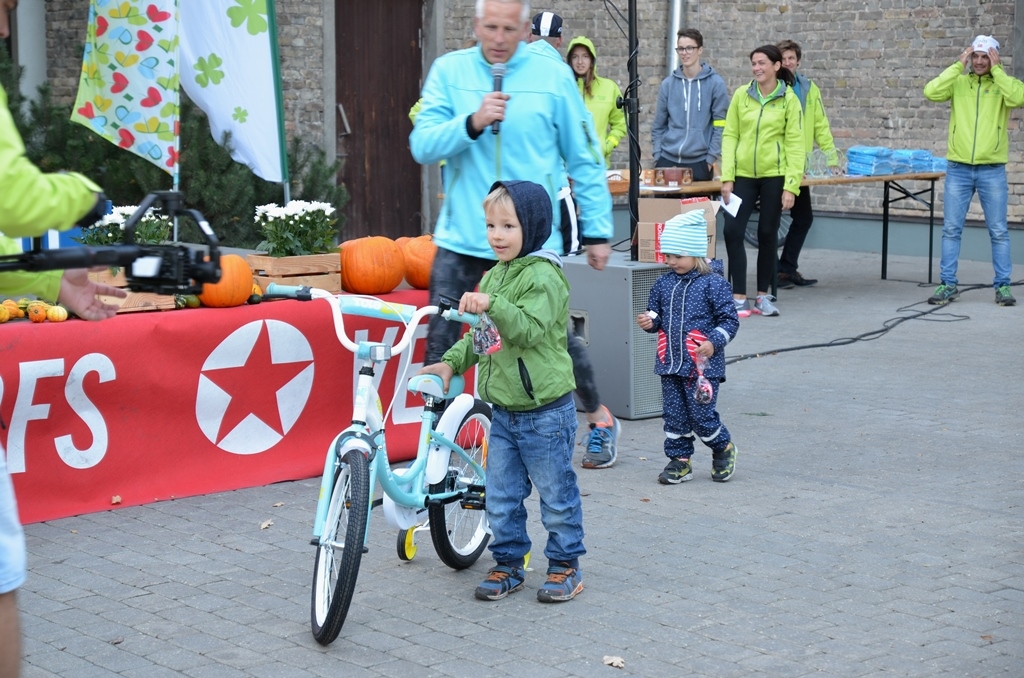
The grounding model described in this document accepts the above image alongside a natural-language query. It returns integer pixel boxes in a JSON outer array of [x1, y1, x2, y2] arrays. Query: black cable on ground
[[724, 278, 1023, 365]]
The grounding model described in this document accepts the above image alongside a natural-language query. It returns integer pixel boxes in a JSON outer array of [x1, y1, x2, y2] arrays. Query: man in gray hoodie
[[651, 28, 729, 181]]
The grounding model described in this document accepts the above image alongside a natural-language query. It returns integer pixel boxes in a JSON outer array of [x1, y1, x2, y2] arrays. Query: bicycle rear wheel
[[429, 399, 491, 569], [310, 448, 369, 645], [743, 212, 791, 249]]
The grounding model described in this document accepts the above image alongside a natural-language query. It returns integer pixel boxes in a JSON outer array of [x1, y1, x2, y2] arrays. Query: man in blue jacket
[[411, 0, 620, 465]]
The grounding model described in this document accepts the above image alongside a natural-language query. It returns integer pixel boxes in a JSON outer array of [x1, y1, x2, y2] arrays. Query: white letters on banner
[[1, 356, 115, 474], [56, 354, 116, 469]]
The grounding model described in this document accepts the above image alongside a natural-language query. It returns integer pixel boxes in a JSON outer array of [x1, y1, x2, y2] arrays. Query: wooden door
[[335, 1, 423, 241]]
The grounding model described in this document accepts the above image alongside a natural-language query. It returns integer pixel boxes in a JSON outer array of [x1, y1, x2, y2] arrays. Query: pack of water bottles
[[847, 146, 946, 176], [891, 149, 936, 173], [846, 146, 894, 176]]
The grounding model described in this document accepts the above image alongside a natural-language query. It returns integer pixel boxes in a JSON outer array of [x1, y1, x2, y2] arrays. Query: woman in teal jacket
[[720, 44, 804, 317], [566, 37, 626, 168]]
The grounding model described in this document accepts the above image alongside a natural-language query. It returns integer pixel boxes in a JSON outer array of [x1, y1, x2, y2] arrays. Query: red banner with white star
[[4, 290, 459, 524]]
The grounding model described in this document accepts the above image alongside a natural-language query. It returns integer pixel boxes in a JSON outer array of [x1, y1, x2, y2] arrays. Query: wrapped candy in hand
[[472, 311, 503, 356]]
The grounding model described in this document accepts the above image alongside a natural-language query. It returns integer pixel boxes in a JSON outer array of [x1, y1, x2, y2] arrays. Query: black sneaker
[[778, 271, 817, 288], [658, 457, 692, 484], [712, 442, 737, 482]]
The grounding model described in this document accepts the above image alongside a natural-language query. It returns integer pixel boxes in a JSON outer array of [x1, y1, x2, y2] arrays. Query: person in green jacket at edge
[[566, 36, 626, 168], [1, 3, 127, 674], [774, 39, 840, 290], [417, 180, 586, 605], [923, 34, 1024, 307]]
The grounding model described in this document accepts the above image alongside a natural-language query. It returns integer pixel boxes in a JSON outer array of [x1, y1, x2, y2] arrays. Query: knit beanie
[[658, 210, 708, 258]]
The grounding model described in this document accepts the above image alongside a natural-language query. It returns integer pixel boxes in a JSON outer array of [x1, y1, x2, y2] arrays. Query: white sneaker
[[733, 298, 752, 318], [754, 294, 779, 316]]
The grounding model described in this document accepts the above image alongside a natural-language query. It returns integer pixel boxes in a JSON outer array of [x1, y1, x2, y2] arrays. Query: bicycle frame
[[302, 291, 485, 544]]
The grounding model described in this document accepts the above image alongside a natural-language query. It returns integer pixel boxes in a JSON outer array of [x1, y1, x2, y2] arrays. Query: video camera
[[0, 191, 221, 295]]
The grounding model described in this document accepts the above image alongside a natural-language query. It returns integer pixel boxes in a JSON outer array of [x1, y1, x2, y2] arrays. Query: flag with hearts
[[179, 0, 289, 183], [71, 0, 181, 177]]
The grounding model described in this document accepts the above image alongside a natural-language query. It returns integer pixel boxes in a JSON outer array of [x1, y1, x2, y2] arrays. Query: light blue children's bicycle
[[266, 284, 492, 645]]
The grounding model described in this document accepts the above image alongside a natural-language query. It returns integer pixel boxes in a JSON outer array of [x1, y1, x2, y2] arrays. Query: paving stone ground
[[17, 247, 1024, 677]]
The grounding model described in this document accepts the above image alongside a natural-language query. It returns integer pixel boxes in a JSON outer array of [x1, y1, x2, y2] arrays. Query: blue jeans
[[940, 162, 1012, 288], [487, 398, 585, 570]]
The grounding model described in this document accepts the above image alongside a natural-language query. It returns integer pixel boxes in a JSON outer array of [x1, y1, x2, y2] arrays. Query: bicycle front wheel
[[429, 399, 491, 569], [310, 448, 369, 645]]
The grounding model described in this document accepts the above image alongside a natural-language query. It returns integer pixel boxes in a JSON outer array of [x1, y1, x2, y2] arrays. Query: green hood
[[566, 36, 599, 77]]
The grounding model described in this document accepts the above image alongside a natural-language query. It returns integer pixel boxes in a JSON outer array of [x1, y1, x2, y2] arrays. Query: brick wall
[[444, 0, 1022, 223], [42, 1, 1022, 223], [44, 0, 325, 149]]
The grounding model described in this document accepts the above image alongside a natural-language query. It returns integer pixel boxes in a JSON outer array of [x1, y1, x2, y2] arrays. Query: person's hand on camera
[[57, 269, 127, 321], [75, 193, 110, 228]]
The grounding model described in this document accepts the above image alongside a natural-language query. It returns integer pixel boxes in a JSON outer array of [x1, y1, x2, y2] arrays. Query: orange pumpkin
[[198, 254, 253, 307], [395, 236, 411, 251], [401, 235, 436, 290], [340, 237, 405, 294], [27, 304, 48, 323]]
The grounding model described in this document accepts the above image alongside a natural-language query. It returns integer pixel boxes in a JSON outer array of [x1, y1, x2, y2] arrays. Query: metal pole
[[627, 0, 640, 260]]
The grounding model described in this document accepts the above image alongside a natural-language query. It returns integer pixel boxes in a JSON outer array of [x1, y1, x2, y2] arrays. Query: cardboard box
[[635, 197, 719, 263]]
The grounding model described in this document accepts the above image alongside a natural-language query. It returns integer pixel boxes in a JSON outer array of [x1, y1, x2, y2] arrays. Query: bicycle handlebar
[[265, 283, 480, 357]]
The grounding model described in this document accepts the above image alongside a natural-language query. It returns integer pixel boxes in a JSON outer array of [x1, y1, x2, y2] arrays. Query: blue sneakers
[[582, 416, 620, 469], [536, 564, 584, 603], [474, 565, 526, 601]]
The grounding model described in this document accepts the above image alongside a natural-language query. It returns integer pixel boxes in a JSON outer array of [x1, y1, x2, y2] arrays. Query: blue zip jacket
[[410, 42, 613, 259], [643, 261, 739, 380]]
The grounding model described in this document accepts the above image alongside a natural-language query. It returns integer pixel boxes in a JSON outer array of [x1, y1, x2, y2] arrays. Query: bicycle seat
[[407, 374, 465, 399]]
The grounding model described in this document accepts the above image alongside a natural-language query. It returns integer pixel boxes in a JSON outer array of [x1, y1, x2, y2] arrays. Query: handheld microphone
[[491, 62, 506, 135]]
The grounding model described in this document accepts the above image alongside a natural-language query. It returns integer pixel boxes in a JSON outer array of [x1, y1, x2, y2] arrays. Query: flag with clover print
[[179, 0, 289, 183], [71, 0, 181, 178]]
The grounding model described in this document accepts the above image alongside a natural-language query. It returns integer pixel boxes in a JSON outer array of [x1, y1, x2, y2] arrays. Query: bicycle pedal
[[459, 484, 486, 511]]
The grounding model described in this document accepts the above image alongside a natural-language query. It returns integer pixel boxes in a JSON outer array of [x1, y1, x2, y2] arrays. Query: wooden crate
[[88, 269, 177, 314], [607, 168, 630, 195], [247, 253, 342, 294]]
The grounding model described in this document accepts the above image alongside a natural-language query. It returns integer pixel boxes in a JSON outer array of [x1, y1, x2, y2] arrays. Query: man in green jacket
[[776, 40, 839, 289], [2, 2, 126, 673], [924, 35, 1024, 306]]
